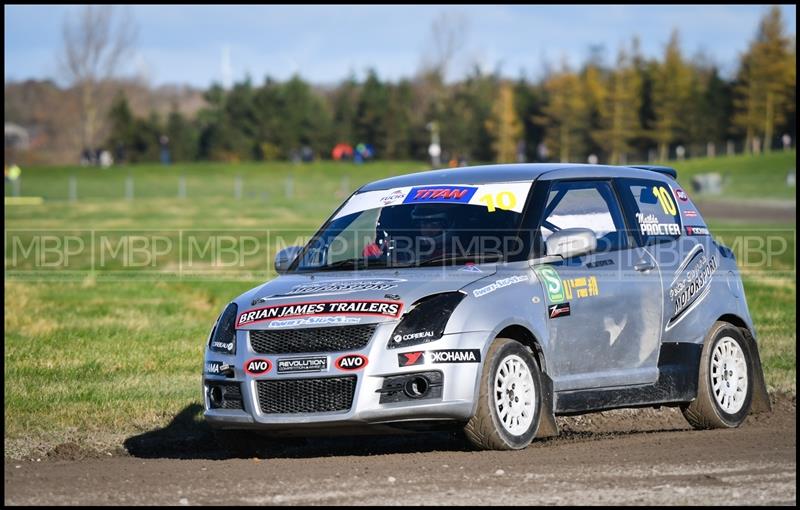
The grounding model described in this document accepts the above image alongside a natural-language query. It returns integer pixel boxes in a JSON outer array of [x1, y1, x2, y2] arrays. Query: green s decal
[[534, 266, 565, 304]]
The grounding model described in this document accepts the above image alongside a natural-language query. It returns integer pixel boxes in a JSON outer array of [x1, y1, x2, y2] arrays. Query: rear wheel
[[682, 322, 754, 429], [464, 338, 542, 450]]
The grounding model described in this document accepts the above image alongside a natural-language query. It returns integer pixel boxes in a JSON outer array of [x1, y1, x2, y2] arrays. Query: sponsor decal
[[533, 266, 565, 303], [586, 259, 613, 269], [277, 356, 328, 374], [332, 182, 533, 220], [335, 354, 368, 371], [459, 262, 483, 273], [564, 276, 600, 299], [237, 300, 403, 327], [210, 340, 235, 353], [674, 188, 689, 202], [205, 361, 233, 376], [472, 274, 529, 298], [398, 349, 481, 367], [636, 212, 681, 236], [548, 302, 571, 319], [428, 349, 480, 363], [402, 185, 478, 204], [398, 351, 425, 367], [244, 358, 272, 376], [379, 189, 407, 206], [266, 316, 361, 329], [684, 210, 698, 218], [685, 226, 710, 236], [284, 279, 401, 296], [669, 251, 718, 320], [393, 330, 435, 344]]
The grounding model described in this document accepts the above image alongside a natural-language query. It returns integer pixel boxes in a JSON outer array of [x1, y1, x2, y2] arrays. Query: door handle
[[634, 260, 655, 272]]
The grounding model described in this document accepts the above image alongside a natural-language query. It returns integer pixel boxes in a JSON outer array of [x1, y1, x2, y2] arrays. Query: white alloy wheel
[[493, 354, 536, 436], [710, 336, 748, 414]]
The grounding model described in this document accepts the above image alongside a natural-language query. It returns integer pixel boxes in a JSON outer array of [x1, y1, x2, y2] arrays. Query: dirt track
[[4, 394, 795, 506]]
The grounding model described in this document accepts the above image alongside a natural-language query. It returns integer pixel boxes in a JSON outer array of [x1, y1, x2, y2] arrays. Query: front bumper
[[203, 323, 490, 433]]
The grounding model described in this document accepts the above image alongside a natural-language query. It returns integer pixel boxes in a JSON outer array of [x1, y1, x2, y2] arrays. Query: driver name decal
[[237, 300, 403, 327], [636, 212, 680, 236]]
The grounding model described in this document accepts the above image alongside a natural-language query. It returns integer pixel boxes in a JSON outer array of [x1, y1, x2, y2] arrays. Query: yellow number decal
[[479, 194, 496, 212], [479, 192, 517, 212], [653, 186, 677, 216], [496, 191, 517, 211]]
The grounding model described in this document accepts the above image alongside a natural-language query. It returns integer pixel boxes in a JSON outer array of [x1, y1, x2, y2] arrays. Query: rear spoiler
[[628, 165, 677, 179]]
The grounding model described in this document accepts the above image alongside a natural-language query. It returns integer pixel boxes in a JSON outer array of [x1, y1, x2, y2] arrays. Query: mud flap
[[535, 372, 559, 438], [741, 328, 772, 414]]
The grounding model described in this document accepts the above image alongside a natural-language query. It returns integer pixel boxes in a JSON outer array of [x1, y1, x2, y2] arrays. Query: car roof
[[358, 163, 675, 192]]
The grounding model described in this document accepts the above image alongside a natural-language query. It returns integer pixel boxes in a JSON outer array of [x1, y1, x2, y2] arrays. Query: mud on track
[[4, 393, 794, 506]]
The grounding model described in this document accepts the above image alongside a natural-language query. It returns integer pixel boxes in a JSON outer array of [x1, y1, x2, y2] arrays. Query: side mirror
[[274, 246, 302, 274], [546, 228, 597, 259]]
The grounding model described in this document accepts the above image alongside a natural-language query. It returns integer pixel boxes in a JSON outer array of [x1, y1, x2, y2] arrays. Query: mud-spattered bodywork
[[203, 163, 769, 437]]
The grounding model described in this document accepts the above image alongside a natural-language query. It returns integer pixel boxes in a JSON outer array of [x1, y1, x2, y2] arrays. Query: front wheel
[[464, 338, 542, 450], [682, 322, 754, 429]]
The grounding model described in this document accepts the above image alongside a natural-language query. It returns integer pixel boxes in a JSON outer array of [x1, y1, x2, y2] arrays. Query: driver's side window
[[540, 180, 627, 253]]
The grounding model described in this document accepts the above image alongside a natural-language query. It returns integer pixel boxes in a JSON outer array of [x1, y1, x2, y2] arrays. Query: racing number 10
[[653, 186, 677, 216], [479, 192, 516, 212]]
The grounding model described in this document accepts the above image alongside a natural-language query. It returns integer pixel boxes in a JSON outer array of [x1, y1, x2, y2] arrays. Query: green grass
[[3, 157, 796, 458], [6, 150, 795, 202], [3, 160, 430, 202], [670, 150, 796, 201]]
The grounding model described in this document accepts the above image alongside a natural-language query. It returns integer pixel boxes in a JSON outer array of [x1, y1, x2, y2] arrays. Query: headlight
[[387, 292, 466, 349], [209, 302, 238, 354]]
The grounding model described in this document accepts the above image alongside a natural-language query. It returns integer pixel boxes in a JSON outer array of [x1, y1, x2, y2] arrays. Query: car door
[[615, 177, 714, 336], [534, 179, 663, 391]]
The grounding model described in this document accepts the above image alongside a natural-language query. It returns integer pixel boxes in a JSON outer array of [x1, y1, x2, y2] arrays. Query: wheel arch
[[496, 324, 547, 374], [714, 314, 771, 414]]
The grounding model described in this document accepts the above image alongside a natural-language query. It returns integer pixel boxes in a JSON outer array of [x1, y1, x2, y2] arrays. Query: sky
[[4, 4, 797, 88]]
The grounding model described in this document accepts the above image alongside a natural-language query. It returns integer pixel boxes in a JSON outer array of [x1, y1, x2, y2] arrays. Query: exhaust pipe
[[403, 376, 430, 399]]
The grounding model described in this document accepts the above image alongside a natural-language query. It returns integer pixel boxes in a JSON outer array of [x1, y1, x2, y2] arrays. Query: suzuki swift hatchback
[[203, 163, 770, 452]]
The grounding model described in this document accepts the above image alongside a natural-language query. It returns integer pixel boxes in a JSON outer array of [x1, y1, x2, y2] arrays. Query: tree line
[[8, 7, 796, 166]]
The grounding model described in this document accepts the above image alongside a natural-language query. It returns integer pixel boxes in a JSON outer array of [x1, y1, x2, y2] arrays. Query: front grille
[[249, 324, 376, 354], [256, 376, 357, 414]]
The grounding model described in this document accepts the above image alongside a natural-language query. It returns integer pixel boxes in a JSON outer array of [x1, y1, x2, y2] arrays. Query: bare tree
[[59, 5, 138, 155], [421, 10, 470, 82]]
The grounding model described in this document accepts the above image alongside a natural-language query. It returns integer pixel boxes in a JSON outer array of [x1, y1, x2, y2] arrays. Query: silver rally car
[[204, 163, 770, 452]]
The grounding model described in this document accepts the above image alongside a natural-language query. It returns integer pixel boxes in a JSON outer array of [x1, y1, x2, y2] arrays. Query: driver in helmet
[[361, 204, 453, 262]]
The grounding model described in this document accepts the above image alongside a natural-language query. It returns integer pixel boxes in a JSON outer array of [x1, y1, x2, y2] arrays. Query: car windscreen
[[291, 182, 533, 271]]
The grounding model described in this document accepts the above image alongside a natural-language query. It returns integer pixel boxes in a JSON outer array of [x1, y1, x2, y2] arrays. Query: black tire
[[464, 338, 543, 450], [682, 321, 754, 429]]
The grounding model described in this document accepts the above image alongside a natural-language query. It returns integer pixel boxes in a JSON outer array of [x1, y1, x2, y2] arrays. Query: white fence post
[[285, 175, 294, 199], [69, 176, 78, 202], [125, 176, 134, 200], [234, 176, 243, 200]]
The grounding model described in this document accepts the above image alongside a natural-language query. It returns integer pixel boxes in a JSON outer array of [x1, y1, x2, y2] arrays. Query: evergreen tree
[[355, 70, 390, 156], [593, 45, 642, 164], [733, 6, 796, 152], [485, 82, 523, 163], [652, 30, 692, 161], [536, 61, 588, 162]]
